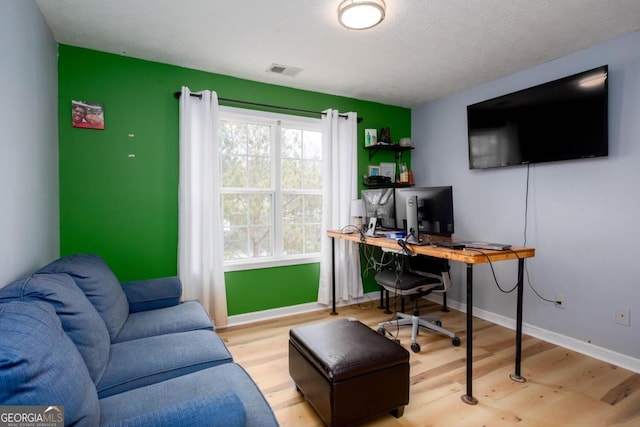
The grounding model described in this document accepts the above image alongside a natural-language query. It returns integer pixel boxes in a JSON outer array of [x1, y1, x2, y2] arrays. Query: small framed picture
[[368, 165, 381, 176], [379, 162, 396, 179], [365, 129, 377, 147], [72, 100, 105, 130]]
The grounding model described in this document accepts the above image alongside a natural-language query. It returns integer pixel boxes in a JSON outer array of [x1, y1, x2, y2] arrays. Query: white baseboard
[[227, 292, 640, 374], [427, 295, 640, 374], [226, 292, 381, 328]]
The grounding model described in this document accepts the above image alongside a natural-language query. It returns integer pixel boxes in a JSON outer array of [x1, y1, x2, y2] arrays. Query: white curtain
[[178, 86, 228, 327], [318, 110, 363, 305]]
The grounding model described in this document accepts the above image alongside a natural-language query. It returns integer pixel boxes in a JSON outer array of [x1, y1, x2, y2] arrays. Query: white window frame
[[219, 106, 323, 272]]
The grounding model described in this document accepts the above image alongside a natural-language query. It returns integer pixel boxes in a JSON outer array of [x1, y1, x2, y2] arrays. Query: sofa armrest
[[101, 390, 246, 427], [120, 276, 182, 313]]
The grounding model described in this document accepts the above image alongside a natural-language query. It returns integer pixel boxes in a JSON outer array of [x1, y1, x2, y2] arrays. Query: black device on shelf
[[467, 65, 608, 169], [363, 175, 392, 186]]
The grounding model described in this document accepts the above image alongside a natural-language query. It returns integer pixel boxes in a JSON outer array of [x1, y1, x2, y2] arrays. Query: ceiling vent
[[267, 63, 303, 77]]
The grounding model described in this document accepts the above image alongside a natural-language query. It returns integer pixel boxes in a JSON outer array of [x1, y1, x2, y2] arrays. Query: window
[[219, 107, 323, 270]]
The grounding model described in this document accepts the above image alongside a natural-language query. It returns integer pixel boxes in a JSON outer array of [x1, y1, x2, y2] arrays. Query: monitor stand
[[405, 196, 428, 245]]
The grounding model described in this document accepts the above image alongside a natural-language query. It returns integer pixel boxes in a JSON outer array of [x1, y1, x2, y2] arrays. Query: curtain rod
[[173, 91, 363, 123]]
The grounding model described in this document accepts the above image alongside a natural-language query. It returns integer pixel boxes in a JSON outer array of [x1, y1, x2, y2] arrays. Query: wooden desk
[[327, 230, 535, 405]]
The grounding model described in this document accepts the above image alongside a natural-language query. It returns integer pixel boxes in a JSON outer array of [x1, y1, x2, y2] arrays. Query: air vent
[[267, 63, 303, 77]]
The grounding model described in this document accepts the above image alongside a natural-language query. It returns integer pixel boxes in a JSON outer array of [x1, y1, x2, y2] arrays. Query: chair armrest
[[102, 390, 246, 427], [120, 276, 182, 313]]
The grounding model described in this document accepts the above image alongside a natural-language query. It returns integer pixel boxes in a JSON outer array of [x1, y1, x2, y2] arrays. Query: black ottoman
[[289, 318, 410, 426]]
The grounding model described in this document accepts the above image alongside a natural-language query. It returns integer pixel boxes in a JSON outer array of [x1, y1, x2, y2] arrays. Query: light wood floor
[[217, 297, 640, 426]]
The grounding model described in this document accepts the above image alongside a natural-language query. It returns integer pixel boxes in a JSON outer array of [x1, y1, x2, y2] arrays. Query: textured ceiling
[[36, 0, 640, 108]]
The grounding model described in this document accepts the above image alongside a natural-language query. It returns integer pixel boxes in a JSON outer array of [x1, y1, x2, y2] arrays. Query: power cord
[[340, 224, 364, 237], [397, 238, 415, 256], [462, 248, 520, 294], [522, 164, 559, 305], [464, 249, 557, 304], [386, 253, 405, 343], [334, 224, 381, 310]]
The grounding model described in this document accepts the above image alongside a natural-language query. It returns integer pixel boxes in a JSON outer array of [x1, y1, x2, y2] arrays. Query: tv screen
[[395, 186, 454, 237], [467, 65, 608, 169]]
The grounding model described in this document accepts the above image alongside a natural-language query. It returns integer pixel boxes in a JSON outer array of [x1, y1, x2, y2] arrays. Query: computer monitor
[[395, 186, 454, 237], [361, 188, 396, 229]]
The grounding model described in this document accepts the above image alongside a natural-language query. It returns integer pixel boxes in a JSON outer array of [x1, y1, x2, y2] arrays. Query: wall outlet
[[555, 294, 565, 309], [615, 308, 630, 326]]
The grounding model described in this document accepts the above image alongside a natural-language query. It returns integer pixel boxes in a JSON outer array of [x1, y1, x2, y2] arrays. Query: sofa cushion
[[114, 300, 213, 343], [99, 363, 277, 427], [37, 254, 130, 340], [121, 276, 182, 313], [100, 389, 246, 427], [96, 329, 233, 398], [0, 301, 100, 426], [0, 273, 110, 384]]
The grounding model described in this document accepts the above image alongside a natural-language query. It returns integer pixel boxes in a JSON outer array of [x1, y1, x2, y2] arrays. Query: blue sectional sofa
[[0, 254, 278, 426]]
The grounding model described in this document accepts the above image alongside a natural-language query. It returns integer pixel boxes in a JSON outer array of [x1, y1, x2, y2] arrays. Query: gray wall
[[0, 0, 59, 286], [412, 30, 640, 367]]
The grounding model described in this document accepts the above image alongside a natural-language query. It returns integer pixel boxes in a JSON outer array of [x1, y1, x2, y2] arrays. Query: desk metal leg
[[330, 238, 338, 315], [510, 259, 526, 382], [461, 264, 478, 405], [441, 291, 450, 312]]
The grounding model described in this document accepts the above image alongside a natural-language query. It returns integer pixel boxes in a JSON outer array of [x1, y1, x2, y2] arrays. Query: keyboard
[[458, 241, 512, 251]]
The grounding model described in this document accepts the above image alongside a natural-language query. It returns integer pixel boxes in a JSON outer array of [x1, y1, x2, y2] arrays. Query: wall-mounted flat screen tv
[[467, 65, 608, 169]]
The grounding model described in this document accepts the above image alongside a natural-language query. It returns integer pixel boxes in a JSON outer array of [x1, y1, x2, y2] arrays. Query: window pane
[[223, 194, 248, 226], [247, 124, 270, 156], [221, 121, 271, 189], [282, 128, 302, 158], [250, 226, 272, 257], [304, 224, 322, 253], [248, 156, 271, 189], [304, 194, 323, 223], [283, 194, 303, 223], [281, 158, 302, 190], [223, 193, 273, 261], [302, 130, 322, 160], [302, 159, 322, 190], [248, 193, 271, 226], [222, 155, 248, 187], [224, 226, 248, 260], [282, 194, 322, 255], [222, 193, 272, 227], [281, 129, 321, 191], [283, 224, 303, 255], [220, 121, 248, 156]]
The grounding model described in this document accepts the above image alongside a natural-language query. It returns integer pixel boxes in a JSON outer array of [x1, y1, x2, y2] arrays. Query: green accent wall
[[58, 45, 410, 315]]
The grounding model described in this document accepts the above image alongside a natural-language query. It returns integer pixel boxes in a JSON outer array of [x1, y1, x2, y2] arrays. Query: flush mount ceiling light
[[338, 0, 386, 30]]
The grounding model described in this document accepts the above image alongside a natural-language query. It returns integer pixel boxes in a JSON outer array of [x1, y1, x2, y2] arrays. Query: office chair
[[376, 248, 461, 353]]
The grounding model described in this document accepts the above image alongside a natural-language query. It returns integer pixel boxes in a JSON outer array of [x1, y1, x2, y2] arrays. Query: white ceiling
[[36, 0, 640, 108]]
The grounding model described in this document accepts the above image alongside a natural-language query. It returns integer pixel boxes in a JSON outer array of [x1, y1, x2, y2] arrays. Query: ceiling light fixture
[[338, 0, 386, 30]]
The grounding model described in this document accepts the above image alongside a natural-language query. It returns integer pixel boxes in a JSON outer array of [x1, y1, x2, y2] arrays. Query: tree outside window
[[219, 109, 323, 269]]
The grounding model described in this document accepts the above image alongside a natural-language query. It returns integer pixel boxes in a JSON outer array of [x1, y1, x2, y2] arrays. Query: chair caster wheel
[[435, 320, 442, 326], [452, 337, 461, 346], [411, 343, 421, 353], [377, 328, 386, 336]]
